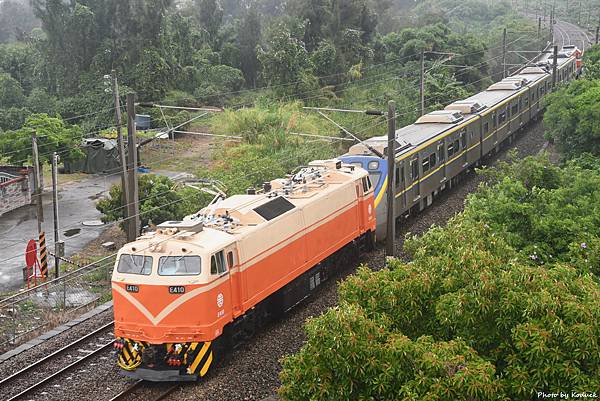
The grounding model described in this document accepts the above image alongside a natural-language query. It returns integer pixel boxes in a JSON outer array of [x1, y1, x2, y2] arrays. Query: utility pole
[[51, 152, 60, 278], [550, 7, 554, 43], [502, 28, 508, 79], [552, 45, 558, 89], [111, 70, 130, 236], [126, 93, 140, 241], [385, 101, 396, 258], [596, 25, 599, 45], [419, 50, 425, 116], [31, 132, 48, 278]]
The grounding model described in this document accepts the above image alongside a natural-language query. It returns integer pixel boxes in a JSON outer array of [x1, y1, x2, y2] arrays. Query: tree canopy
[[279, 156, 600, 400]]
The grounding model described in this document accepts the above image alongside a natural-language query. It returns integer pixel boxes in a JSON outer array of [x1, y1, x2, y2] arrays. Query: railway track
[[108, 380, 180, 401], [0, 321, 115, 401]]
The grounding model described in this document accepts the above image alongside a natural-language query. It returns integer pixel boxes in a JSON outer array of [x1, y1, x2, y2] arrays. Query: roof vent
[[520, 66, 548, 74], [415, 110, 464, 124], [157, 220, 203, 233], [444, 101, 487, 114], [487, 81, 524, 91], [504, 77, 530, 86]]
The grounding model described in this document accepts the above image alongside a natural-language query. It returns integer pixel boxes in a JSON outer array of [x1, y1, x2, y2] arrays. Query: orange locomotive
[[111, 159, 376, 381]]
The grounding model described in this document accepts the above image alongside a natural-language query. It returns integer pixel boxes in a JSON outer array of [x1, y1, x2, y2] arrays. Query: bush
[[96, 174, 211, 230], [544, 79, 600, 157], [279, 156, 600, 400], [280, 304, 504, 401]]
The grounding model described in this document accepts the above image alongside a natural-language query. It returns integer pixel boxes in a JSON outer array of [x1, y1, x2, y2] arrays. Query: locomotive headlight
[[368, 161, 379, 170]]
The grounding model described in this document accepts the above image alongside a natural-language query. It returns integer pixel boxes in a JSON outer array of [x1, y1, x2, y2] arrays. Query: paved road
[[0, 175, 119, 292]]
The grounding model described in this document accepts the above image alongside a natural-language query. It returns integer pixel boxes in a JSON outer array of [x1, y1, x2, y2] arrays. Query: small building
[[0, 166, 35, 216]]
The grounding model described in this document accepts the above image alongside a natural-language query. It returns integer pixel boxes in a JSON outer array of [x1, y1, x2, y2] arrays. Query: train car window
[[512, 104, 518, 115], [211, 251, 227, 275], [454, 139, 460, 152], [430, 153, 437, 168], [422, 158, 430, 173], [227, 251, 234, 268], [460, 132, 466, 149], [411, 159, 419, 180], [395, 166, 400, 187], [484, 122, 489, 134], [117, 254, 153, 275], [438, 145, 445, 162], [369, 172, 382, 188], [492, 114, 497, 128], [499, 111, 507, 124], [525, 97, 529, 107], [158, 256, 201, 276], [447, 142, 454, 157]]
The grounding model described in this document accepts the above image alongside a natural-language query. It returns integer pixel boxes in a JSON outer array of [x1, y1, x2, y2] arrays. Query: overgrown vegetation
[[544, 78, 600, 157], [279, 156, 600, 400]]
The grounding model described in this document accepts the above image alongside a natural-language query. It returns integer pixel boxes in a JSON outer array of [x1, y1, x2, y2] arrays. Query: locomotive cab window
[[227, 251, 234, 269], [211, 251, 227, 275], [361, 177, 370, 193], [158, 256, 201, 276], [117, 254, 153, 275]]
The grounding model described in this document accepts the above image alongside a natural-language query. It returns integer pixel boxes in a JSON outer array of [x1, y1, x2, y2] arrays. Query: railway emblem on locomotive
[[217, 293, 224, 308]]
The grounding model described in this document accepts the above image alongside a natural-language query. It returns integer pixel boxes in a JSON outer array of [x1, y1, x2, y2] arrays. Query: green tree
[[280, 304, 504, 401], [237, 6, 262, 88], [583, 44, 600, 80], [257, 19, 314, 93], [544, 79, 600, 157], [194, 0, 223, 46], [0, 72, 26, 108], [0, 113, 83, 165], [96, 174, 210, 230]]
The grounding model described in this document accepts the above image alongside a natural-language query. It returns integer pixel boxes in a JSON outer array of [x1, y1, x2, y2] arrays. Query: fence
[[0, 256, 116, 353]]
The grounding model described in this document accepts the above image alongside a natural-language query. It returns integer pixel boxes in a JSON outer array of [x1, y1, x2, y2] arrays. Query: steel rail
[[3, 322, 115, 401], [108, 381, 180, 401], [107, 380, 143, 401]]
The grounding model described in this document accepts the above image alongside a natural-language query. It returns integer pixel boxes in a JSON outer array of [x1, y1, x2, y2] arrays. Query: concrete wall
[[0, 166, 34, 216]]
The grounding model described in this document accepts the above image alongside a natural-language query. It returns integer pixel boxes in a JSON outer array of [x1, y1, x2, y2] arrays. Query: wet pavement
[[0, 174, 120, 293]]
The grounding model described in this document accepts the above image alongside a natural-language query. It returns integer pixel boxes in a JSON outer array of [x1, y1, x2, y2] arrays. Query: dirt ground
[[141, 131, 221, 173]]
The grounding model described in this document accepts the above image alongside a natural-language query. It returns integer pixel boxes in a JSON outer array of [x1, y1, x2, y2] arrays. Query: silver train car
[[340, 46, 579, 240]]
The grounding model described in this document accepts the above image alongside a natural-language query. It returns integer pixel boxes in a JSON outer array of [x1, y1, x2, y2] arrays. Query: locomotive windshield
[[158, 256, 202, 276], [117, 254, 153, 275]]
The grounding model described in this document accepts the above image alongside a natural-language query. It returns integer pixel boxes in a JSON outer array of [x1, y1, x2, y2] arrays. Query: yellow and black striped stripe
[[186, 341, 213, 377], [38, 232, 48, 278], [116, 338, 143, 371]]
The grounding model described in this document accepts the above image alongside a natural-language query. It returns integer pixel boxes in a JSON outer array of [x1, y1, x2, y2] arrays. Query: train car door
[[438, 141, 446, 183], [460, 128, 468, 167], [410, 156, 420, 207], [225, 247, 243, 318]]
